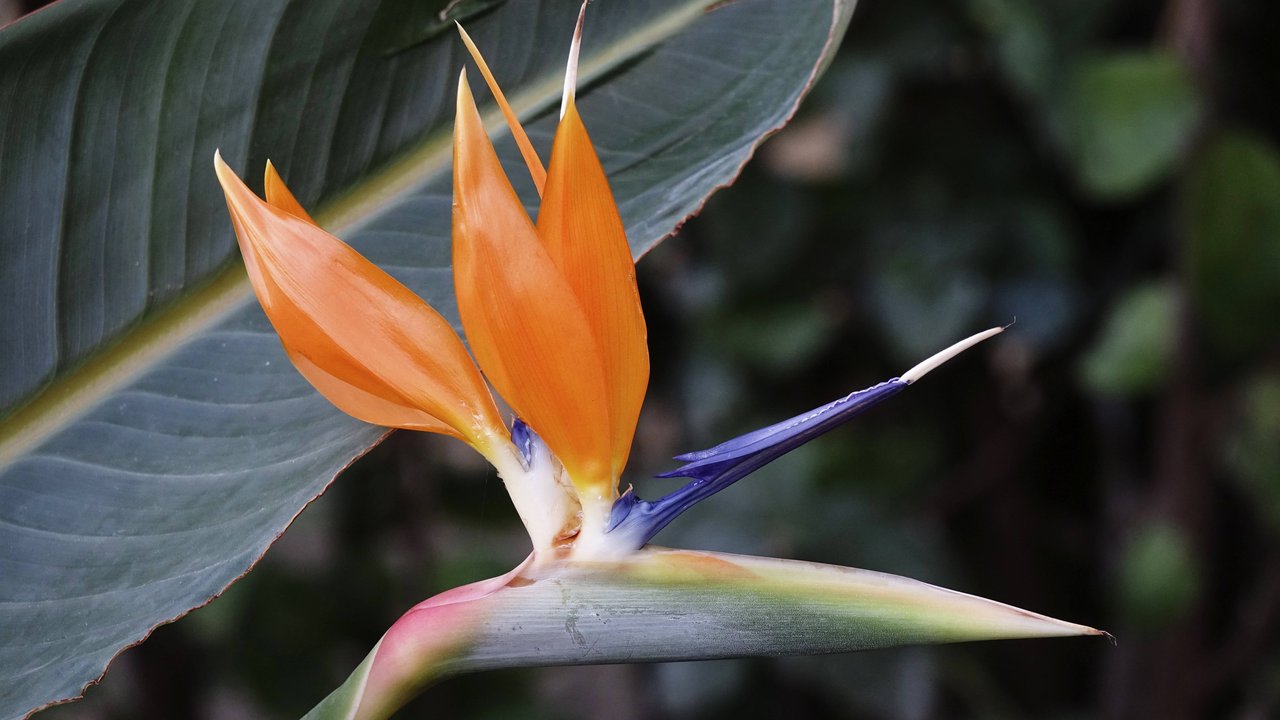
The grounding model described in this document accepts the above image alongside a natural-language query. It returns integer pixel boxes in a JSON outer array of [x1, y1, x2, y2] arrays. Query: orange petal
[[263, 160, 316, 223], [455, 22, 546, 196], [214, 152, 507, 453], [451, 73, 613, 498], [537, 93, 649, 480]]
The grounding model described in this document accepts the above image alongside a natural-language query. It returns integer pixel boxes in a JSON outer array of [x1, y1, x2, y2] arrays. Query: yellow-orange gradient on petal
[[451, 73, 614, 498], [538, 93, 649, 482], [214, 152, 507, 455]]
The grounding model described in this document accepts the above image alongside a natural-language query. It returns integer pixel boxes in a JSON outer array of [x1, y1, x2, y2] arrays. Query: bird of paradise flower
[[214, 6, 1104, 719]]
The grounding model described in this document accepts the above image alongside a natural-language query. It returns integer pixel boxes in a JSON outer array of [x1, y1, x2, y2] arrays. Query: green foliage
[[967, 0, 1054, 99], [1062, 52, 1202, 199], [1080, 282, 1176, 395], [1226, 374, 1280, 533], [711, 303, 837, 374], [1187, 131, 1280, 362], [1118, 521, 1200, 632]]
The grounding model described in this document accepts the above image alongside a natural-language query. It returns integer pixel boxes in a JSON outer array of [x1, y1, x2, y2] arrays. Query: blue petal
[[609, 378, 908, 545], [510, 417, 538, 470]]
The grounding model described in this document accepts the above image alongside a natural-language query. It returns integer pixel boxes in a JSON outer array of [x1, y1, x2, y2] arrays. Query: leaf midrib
[[0, 0, 715, 470]]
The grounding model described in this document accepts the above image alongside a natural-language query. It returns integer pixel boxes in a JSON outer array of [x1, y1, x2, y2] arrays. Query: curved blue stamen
[[609, 378, 909, 545]]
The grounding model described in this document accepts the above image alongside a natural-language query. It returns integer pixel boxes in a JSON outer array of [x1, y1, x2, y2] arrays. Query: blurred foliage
[[1186, 131, 1280, 362], [1080, 281, 1176, 395], [1118, 520, 1201, 632], [33, 0, 1280, 718], [1062, 51, 1201, 198], [1226, 374, 1280, 534]]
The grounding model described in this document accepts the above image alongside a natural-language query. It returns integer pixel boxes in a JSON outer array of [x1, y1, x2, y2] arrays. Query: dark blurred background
[[17, 0, 1280, 717]]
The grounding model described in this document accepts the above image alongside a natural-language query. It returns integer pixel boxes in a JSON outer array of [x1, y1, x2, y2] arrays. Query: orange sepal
[[451, 74, 614, 497], [537, 93, 649, 480], [214, 152, 507, 453], [263, 160, 316, 223], [455, 23, 546, 196]]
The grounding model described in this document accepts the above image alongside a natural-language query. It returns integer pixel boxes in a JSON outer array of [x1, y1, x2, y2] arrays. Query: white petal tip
[[559, 2, 587, 119], [900, 326, 1006, 385]]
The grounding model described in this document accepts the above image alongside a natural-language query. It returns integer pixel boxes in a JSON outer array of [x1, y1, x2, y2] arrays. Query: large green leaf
[[0, 1, 854, 717]]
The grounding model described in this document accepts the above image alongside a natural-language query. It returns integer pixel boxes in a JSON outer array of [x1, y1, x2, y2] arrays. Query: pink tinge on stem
[[353, 557, 532, 720]]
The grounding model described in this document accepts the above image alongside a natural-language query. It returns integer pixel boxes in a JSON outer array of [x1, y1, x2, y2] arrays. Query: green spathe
[[306, 548, 1102, 720]]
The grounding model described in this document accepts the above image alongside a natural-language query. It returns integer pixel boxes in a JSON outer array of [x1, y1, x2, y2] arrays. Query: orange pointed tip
[[213, 149, 234, 186], [455, 22, 547, 194], [261, 160, 316, 224], [213, 155, 507, 454]]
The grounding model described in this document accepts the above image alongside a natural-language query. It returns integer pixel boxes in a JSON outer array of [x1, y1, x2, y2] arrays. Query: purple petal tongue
[[609, 326, 1008, 547], [666, 379, 906, 465], [608, 378, 907, 545]]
